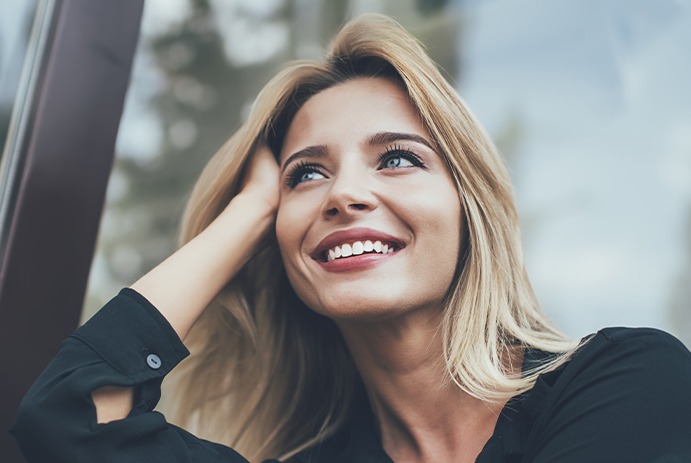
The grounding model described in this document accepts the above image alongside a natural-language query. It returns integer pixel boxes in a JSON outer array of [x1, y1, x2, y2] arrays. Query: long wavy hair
[[169, 13, 577, 462]]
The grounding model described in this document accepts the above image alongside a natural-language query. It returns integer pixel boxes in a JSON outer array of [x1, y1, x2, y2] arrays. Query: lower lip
[[317, 251, 398, 272]]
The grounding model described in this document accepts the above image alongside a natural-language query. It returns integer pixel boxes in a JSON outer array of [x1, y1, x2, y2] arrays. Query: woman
[[12, 14, 691, 463]]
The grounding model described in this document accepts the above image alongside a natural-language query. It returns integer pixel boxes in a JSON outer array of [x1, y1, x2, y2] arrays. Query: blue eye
[[379, 145, 425, 170], [383, 156, 415, 168], [286, 162, 326, 188], [298, 170, 325, 183]]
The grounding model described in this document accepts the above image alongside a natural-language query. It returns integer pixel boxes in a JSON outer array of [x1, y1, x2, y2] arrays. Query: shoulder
[[551, 326, 691, 404], [530, 327, 691, 399], [521, 327, 691, 462], [596, 325, 689, 350], [566, 326, 691, 382]]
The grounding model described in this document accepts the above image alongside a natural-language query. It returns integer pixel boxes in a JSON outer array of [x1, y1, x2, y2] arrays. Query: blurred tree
[[416, 0, 451, 15], [320, 0, 350, 44], [84, 0, 287, 316]]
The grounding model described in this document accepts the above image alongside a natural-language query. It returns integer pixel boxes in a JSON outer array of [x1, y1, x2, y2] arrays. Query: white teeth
[[324, 239, 398, 262]]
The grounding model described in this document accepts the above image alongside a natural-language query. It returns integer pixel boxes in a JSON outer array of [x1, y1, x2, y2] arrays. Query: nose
[[321, 163, 377, 219]]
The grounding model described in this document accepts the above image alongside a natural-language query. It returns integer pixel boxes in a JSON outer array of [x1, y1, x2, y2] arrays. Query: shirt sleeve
[[10, 288, 249, 463], [524, 327, 691, 463]]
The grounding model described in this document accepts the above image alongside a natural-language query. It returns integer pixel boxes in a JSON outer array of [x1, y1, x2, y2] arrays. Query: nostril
[[322, 200, 373, 217]]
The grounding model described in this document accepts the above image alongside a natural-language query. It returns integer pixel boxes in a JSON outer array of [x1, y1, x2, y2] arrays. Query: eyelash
[[378, 145, 426, 170], [285, 161, 326, 188], [285, 145, 426, 188]]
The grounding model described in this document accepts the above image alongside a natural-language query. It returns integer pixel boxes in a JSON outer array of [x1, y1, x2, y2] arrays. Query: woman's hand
[[237, 144, 280, 214]]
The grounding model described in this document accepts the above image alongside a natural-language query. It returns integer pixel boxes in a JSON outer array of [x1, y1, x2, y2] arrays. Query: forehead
[[280, 77, 428, 161]]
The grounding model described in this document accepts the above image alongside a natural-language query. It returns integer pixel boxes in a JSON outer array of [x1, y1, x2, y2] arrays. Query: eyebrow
[[280, 131, 436, 172], [280, 145, 329, 172], [366, 131, 436, 151]]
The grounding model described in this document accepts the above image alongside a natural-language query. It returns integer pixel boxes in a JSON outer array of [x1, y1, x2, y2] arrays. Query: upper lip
[[311, 227, 406, 261]]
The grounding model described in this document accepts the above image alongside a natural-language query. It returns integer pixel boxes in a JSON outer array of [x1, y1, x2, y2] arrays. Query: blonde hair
[[170, 13, 577, 462]]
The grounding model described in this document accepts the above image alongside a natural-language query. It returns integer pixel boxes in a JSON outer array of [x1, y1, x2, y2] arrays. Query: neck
[[337, 309, 509, 463]]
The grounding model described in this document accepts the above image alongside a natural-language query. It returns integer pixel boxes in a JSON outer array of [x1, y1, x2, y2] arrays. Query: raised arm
[[92, 145, 279, 424]]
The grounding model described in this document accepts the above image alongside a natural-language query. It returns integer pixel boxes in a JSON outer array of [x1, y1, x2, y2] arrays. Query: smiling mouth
[[322, 240, 399, 262]]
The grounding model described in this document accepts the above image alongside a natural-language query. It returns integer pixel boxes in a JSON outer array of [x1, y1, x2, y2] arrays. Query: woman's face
[[276, 77, 462, 321]]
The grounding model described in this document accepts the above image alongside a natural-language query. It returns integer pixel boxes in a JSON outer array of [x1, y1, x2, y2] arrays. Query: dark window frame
[[0, 1, 143, 460]]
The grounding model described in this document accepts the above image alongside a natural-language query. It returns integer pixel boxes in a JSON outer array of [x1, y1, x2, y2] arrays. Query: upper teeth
[[326, 240, 396, 262]]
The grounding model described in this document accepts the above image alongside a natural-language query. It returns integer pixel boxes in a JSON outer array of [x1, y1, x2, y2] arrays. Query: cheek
[[274, 203, 289, 249], [275, 206, 304, 293], [275, 199, 324, 312], [275, 195, 318, 276], [442, 191, 465, 284], [407, 183, 463, 271], [439, 191, 463, 243], [275, 200, 300, 263], [440, 190, 463, 255]]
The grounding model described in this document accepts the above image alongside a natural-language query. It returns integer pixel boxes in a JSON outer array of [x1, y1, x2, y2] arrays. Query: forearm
[[130, 192, 275, 340]]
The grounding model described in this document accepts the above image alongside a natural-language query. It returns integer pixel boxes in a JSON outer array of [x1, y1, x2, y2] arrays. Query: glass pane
[[83, 0, 691, 348]]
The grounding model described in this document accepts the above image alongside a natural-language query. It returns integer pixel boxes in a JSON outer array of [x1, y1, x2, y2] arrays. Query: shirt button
[[146, 353, 162, 370]]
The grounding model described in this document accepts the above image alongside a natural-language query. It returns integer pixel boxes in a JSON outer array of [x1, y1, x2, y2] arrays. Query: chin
[[305, 290, 436, 322]]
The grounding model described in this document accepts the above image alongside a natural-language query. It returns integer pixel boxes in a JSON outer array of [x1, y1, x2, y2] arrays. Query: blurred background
[[1, 0, 690, 346]]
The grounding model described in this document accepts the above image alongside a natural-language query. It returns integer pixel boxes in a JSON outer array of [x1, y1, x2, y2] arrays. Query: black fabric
[[11, 289, 691, 462]]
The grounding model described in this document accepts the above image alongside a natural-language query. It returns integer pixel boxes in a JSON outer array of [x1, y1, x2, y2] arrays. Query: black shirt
[[11, 288, 691, 462]]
